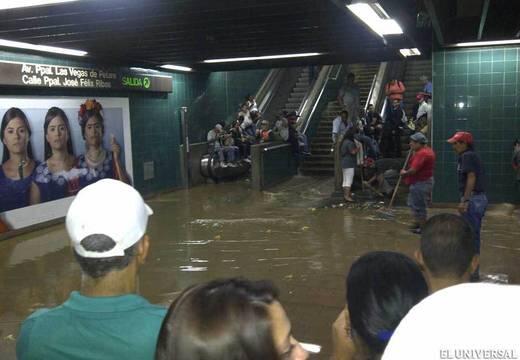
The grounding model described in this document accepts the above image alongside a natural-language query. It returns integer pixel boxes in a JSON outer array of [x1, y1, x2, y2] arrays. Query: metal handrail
[[365, 74, 378, 111], [256, 69, 284, 114], [262, 143, 291, 152], [298, 65, 342, 135]]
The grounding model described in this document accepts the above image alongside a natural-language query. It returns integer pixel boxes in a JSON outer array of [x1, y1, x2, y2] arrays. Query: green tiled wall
[[433, 46, 520, 203], [188, 69, 270, 142]]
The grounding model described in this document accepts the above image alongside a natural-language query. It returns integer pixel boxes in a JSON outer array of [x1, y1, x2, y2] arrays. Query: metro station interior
[[1, 1, 519, 359]]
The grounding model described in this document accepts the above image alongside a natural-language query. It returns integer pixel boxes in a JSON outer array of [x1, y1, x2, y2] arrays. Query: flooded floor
[[1, 176, 519, 359]]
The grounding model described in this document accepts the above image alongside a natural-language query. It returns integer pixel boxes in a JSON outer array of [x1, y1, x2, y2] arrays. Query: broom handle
[[388, 149, 412, 209]]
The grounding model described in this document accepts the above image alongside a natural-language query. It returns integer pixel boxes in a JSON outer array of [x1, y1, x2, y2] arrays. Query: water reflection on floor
[[1, 176, 519, 359]]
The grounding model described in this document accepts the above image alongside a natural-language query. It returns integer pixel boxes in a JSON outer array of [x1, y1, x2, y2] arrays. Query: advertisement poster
[[0, 97, 132, 230]]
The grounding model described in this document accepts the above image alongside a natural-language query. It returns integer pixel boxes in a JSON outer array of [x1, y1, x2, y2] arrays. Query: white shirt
[[417, 101, 432, 123], [332, 116, 352, 142]]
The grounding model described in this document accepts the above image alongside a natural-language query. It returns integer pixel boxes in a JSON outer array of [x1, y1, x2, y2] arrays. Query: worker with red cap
[[447, 131, 487, 281]]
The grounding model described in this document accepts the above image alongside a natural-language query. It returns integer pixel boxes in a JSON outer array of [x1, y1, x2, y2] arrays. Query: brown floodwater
[[1, 176, 519, 359]]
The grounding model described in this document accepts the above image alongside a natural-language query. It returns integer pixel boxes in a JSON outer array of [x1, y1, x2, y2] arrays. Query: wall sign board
[[0, 60, 172, 92]]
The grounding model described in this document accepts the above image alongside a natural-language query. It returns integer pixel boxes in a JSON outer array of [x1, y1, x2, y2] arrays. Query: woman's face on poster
[[45, 116, 68, 151], [85, 116, 103, 147], [3, 117, 29, 156]]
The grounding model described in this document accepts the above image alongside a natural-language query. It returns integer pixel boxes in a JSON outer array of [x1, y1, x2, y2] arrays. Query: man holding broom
[[400, 132, 436, 234]]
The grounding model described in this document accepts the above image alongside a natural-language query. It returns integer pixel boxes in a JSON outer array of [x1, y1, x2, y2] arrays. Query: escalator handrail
[[298, 65, 342, 135], [256, 69, 284, 114]]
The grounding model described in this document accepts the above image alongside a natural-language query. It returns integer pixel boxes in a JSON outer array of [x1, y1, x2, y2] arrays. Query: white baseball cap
[[66, 179, 153, 258], [382, 283, 520, 360]]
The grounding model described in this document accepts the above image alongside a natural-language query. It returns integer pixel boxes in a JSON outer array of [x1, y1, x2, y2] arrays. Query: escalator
[[301, 63, 381, 176]]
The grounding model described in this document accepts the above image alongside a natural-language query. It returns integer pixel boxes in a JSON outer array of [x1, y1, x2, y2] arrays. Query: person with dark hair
[[381, 99, 406, 158], [416, 213, 479, 293], [340, 128, 360, 202], [400, 132, 436, 234], [0, 107, 40, 212], [245, 94, 257, 112], [337, 73, 360, 123], [16, 179, 165, 360], [34, 107, 83, 202], [447, 131, 487, 280], [156, 277, 308, 360], [332, 251, 428, 360], [364, 104, 383, 141], [77, 99, 128, 187], [332, 110, 351, 145], [420, 75, 432, 97]]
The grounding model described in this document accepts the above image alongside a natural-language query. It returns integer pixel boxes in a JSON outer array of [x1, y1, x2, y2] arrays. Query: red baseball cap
[[447, 131, 473, 144]]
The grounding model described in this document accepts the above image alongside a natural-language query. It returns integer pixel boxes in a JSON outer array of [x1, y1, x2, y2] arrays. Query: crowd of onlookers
[[15, 179, 519, 360], [334, 73, 433, 161], [207, 95, 309, 167]]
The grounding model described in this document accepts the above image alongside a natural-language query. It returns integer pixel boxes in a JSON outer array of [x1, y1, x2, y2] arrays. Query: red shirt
[[405, 146, 435, 185]]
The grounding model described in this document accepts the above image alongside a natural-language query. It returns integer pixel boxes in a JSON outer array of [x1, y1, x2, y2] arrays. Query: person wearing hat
[[447, 131, 487, 280], [400, 132, 436, 234], [16, 179, 166, 360], [382, 283, 520, 360]]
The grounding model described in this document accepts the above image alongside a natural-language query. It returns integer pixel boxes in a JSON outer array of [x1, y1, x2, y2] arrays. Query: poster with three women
[[0, 97, 132, 231]]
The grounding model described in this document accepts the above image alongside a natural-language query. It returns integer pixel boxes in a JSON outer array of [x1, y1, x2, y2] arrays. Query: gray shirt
[[341, 139, 357, 169]]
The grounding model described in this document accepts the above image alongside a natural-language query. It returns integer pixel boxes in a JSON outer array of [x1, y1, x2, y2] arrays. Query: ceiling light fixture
[[130, 67, 161, 73], [399, 48, 421, 57], [0, 39, 87, 56], [203, 52, 321, 63], [0, 0, 80, 10], [160, 64, 193, 72], [346, 2, 403, 37], [451, 39, 520, 48]]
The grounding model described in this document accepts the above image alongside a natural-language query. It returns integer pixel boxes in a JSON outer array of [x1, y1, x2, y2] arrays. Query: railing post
[[333, 134, 344, 197], [180, 107, 189, 188]]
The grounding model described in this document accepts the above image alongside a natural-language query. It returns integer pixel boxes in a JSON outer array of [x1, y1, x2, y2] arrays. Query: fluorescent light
[[0, 0, 79, 10], [451, 39, 520, 48], [160, 64, 193, 72], [130, 67, 161, 73], [203, 52, 321, 63], [0, 39, 87, 56], [347, 3, 403, 37], [400, 48, 421, 57]]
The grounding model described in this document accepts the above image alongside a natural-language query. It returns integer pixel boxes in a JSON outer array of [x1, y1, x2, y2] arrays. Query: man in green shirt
[[17, 179, 166, 360]]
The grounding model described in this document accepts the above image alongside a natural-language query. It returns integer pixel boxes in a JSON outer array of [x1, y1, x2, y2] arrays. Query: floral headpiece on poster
[[78, 99, 103, 125]]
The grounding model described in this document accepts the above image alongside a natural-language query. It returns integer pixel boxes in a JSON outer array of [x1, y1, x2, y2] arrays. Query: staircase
[[402, 59, 432, 118], [284, 68, 311, 113], [399, 59, 433, 153], [301, 63, 380, 176]]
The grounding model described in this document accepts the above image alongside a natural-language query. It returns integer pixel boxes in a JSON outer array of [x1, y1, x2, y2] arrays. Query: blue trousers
[[407, 179, 433, 221], [462, 193, 488, 254]]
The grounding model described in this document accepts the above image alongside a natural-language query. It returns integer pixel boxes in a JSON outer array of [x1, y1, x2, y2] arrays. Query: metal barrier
[[251, 142, 298, 191]]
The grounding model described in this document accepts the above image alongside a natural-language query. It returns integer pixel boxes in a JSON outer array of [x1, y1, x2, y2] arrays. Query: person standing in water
[[447, 131, 487, 281]]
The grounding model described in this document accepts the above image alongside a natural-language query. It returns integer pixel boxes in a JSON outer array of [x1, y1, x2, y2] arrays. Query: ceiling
[[0, 0, 431, 71], [424, 0, 520, 45]]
